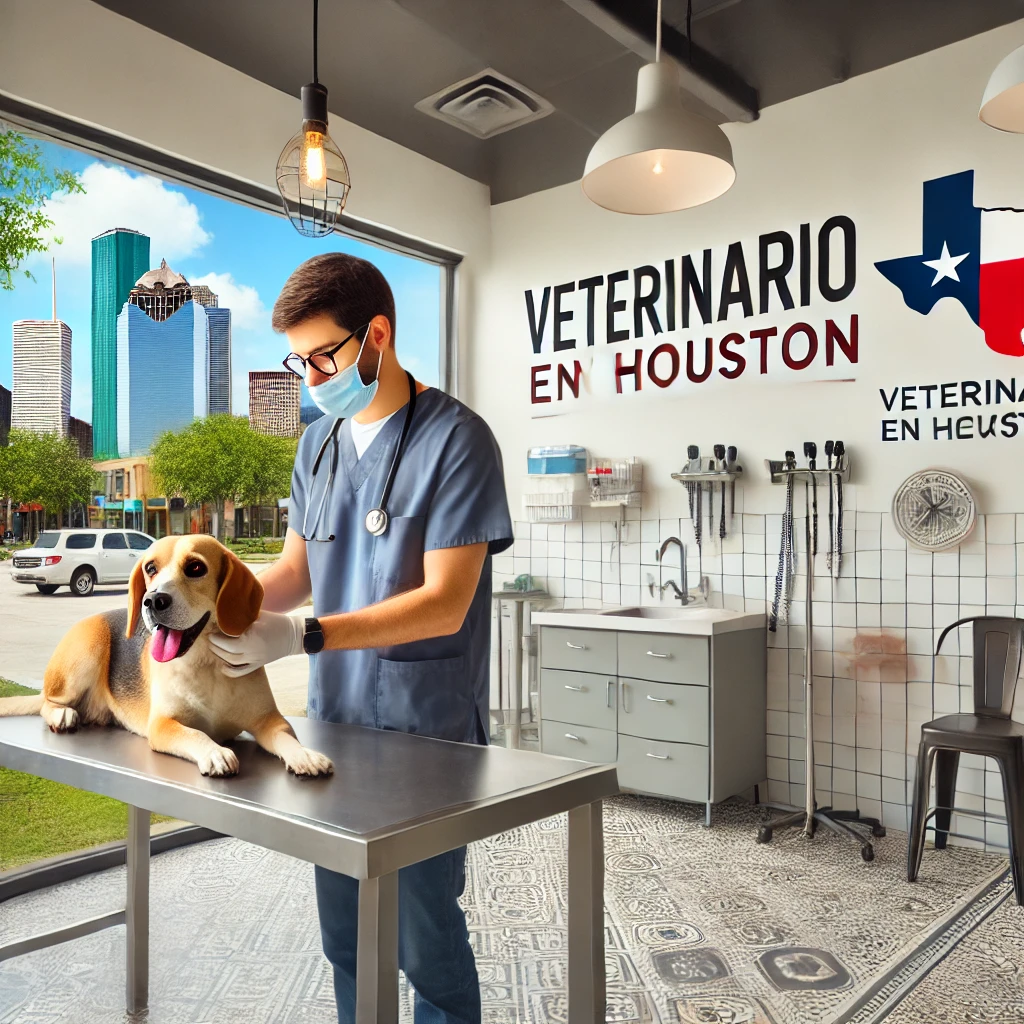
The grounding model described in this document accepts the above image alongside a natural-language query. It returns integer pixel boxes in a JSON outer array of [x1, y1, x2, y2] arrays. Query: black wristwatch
[[302, 617, 325, 654]]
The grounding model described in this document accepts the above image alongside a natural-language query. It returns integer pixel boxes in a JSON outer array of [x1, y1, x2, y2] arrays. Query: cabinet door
[[617, 734, 709, 802], [618, 678, 708, 744], [540, 669, 616, 730], [617, 631, 709, 685], [541, 720, 617, 763], [540, 627, 617, 673]]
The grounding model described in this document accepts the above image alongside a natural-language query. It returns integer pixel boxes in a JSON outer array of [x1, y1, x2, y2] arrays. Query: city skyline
[[0, 136, 442, 427]]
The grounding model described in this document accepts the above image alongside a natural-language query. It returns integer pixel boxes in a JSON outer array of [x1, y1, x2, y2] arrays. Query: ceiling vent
[[415, 69, 553, 139]]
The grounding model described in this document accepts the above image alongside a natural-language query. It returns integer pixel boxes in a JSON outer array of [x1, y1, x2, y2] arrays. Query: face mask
[[307, 327, 381, 419]]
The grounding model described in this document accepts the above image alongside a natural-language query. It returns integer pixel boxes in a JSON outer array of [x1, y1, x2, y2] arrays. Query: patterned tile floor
[[0, 796, 1020, 1024]]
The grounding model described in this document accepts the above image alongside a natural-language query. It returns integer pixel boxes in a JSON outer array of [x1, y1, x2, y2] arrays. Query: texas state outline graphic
[[875, 169, 1024, 357]]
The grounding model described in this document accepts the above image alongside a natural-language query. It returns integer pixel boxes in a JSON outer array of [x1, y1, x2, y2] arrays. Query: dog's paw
[[198, 746, 240, 777], [286, 747, 334, 777], [46, 706, 79, 733]]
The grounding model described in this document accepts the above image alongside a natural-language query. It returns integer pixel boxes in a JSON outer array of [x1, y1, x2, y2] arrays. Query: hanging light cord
[[655, 0, 662, 62], [313, 0, 319, 84], [687, 0, 693, 65]]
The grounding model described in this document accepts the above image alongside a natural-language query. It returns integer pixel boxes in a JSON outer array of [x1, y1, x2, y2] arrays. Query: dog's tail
[[0, 694, 44, 717]]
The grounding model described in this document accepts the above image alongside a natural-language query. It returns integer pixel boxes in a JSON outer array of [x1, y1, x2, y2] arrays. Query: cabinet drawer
[[617, 734, 709, 802], [541, 720, 617, 763], [617, 631, 708, 684], [618, 678, 708, 744], [540, 669, 616, 730], [540, 627, 617, 673]]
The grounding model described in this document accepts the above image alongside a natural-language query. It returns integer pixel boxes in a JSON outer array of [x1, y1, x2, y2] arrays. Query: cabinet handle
[[646, 651, 670, 659], [646, 695, 672, 704], [566, 641, 587, 650], [646, 752, 671, 760], [619, 680, 630, 714], [564, 684, 584, 692], [606, 680, 614, 708], [564, 733, 581, 742]]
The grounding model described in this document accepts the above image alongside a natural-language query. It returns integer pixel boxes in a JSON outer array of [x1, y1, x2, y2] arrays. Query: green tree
[[0, 430, 93, 535], [1, 129, 85, 291], [150, 415, 296, 541]]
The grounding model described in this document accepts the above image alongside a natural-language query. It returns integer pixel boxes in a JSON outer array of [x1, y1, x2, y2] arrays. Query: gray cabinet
[[538, 624, 766, 825]]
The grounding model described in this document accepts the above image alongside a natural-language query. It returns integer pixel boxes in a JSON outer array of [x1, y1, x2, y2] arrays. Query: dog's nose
[[144, 592, 172, 613]]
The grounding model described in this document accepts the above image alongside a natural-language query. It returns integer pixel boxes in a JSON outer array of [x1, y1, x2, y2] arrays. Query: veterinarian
[[210, 252, 513, 1024]]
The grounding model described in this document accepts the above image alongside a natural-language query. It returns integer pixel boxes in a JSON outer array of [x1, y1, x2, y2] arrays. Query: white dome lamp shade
[[582, 0, 735, 215], [980, 43, 1024, 132]]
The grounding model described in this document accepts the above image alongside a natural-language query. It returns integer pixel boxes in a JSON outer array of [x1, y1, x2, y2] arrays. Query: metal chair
[[907, 616, 1024, 906]]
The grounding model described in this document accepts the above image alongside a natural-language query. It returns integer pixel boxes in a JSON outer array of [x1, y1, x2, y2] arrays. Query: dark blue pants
[[314, 847, 481, 1024]]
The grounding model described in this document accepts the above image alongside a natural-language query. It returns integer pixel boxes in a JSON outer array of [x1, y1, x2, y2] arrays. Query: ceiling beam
[[559, 0, 759, 123]]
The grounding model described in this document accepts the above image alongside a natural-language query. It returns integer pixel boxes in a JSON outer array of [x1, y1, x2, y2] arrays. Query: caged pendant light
[[276, 0, 351, 237], [582, 0, 735, 215]]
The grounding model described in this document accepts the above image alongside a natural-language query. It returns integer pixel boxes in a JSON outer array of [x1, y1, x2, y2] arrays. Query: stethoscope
[[302, 371, 418, 541]]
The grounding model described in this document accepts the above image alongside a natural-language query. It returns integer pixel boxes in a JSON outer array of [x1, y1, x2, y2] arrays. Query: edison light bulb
[[302, 131, 327, 189], [652, 160, 664, 175]]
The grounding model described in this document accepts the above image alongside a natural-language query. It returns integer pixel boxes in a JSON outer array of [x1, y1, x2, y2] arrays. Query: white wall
[[471, 21, 1024, 517], [0, 0, 492, 380], [474, 23, 1024, 851]]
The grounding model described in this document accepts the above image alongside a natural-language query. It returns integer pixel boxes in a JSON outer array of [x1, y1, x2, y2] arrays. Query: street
[[0, 559, 309, 716]]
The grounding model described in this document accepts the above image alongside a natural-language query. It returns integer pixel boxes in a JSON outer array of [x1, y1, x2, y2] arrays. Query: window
[[34, 533, 60, 549], [102, 533, 127, 549], [127, 533, 153, 550], [65, 533, 97, 549]]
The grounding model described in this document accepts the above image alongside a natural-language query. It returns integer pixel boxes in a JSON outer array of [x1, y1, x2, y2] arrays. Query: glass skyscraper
[[117, 301, 209, 456], [190, 286, 232, 415], [91, 229, 150, 459]]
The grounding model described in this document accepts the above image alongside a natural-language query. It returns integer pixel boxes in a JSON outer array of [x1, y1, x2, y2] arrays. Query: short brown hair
[[271, 253, 396, 342]]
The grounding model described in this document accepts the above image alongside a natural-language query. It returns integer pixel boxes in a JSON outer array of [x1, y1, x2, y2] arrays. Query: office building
[[189, 284, 218, 308], [91, 228, 150, 460], [68, 416, 93, 459], [128, 258, 192, 321], [205, 306, 232, 415], [117, 295, 209, 457], [0, 384, 10, 446], [11, 320, 72, 436], [249, 371, 300, 437]]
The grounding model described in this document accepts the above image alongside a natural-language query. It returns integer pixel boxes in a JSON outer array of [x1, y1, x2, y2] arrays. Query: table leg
[[508, 601, 523, 749], [355, 872, 400, 1024], [126, 805, 149, 1014], [567, 801, 605, 1024]]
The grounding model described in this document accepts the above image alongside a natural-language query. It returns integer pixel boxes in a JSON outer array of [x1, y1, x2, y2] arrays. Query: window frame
[[0, 93, 462, 395]]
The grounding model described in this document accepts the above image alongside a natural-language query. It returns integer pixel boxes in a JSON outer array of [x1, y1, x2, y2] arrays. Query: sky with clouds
[[0, 137, 442, 420]]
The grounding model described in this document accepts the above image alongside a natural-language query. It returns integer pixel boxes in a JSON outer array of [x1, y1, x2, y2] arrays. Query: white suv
[[10, 529, 156, 596]]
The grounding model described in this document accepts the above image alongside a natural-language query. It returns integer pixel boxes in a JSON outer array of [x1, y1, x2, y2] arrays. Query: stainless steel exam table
[[0, 716, 618, 1022]]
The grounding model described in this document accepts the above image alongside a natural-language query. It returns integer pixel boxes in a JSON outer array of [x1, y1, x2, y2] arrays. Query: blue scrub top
[[289, 387, 513, 745]]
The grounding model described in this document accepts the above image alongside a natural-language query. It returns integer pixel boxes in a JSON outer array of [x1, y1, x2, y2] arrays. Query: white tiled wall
[[494, 498, 1024, 853]]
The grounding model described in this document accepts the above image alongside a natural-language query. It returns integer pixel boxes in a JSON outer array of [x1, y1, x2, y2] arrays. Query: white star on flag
[[922, 241, 969, 286]]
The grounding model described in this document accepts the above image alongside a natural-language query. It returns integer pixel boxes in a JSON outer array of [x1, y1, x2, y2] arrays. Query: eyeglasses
[[282, 323, 369, 380]]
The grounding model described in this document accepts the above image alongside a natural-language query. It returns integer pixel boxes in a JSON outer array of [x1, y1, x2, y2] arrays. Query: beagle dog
[[0, 535, 332, 779]]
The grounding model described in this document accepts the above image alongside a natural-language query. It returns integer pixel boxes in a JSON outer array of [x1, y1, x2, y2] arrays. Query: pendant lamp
[[980, 43, 1024, 132], [276, 0, 351, 236], [582, 0, 735, 215]]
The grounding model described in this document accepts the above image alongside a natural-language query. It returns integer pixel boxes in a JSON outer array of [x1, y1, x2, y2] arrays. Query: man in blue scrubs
[[210, 253, 513, 1024]]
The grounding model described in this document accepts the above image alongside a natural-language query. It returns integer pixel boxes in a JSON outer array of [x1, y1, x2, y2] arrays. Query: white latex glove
[[208, 612, 305, 678]]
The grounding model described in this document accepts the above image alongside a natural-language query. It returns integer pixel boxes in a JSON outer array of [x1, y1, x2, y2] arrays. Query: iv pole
[[756, 451, 885, 862]]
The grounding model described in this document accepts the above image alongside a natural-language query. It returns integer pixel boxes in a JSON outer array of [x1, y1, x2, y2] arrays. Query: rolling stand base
[[755, 801, 886, 862]]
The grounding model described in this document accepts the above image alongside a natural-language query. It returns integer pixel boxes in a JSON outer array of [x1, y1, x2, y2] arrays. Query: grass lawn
[[0, 679, 173, 872]]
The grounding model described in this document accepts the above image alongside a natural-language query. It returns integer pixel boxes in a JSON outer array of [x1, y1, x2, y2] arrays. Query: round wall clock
[[891, 468, 976, 551]]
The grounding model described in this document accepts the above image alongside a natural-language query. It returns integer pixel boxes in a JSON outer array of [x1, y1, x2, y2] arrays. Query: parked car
[[10, 528, 156, 596], [2, 530, 14, 545]]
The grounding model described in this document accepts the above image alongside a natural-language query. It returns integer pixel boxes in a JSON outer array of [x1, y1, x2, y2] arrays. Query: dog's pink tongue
[[151, 625, 183, 663]]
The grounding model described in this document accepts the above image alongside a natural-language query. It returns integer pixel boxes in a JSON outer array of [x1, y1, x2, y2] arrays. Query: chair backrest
[[936, 616, 1024, 719]]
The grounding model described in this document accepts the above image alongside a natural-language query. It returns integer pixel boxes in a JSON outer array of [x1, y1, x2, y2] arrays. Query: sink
[[601, 606, 734, 621]]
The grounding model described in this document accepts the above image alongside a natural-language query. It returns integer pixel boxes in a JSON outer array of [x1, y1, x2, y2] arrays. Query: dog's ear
[[126, 559, 147, 637], [216, 547, 264, 637]]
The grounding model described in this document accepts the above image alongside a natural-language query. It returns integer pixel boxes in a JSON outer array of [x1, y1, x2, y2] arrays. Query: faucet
[[655, 537, 710, 605]]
